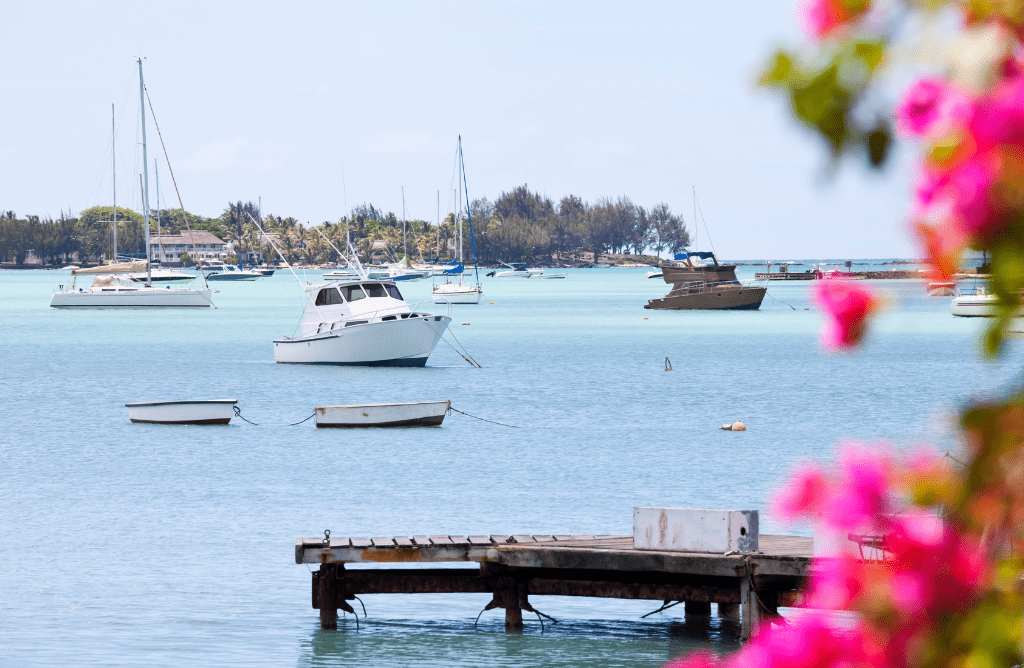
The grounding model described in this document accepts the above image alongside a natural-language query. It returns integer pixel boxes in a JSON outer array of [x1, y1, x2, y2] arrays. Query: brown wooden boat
[[645, 251, 766, 310]]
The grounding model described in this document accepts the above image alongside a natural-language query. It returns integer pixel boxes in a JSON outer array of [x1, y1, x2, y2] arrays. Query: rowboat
[[313, 401, 450, 428], [125, 399, 237, 424]]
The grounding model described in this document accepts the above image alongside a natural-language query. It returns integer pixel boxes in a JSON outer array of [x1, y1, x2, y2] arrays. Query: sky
[[0, 1, 920, 259]]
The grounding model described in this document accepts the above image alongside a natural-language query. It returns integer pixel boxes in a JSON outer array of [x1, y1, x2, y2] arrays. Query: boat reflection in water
[[645, 251, 767, 311]]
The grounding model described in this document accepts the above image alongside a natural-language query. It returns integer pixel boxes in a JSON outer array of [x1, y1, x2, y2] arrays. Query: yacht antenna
[[314, 225, 366, 280], [138, 59, 152, 287], [402, 186, 407, 264], [693, 186, 697, 255]]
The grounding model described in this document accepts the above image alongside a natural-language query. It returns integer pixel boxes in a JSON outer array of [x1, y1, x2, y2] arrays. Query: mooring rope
[[765, 291, 797, 310], [233, 405, 315, 426], [448, 406, 519, 428]]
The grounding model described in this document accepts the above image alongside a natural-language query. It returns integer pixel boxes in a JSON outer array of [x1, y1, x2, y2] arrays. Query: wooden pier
[[295, 532, 812, 639]]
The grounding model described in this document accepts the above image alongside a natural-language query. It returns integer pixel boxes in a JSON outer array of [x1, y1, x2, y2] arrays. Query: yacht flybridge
[[273, 279, 451, 366], [645, 251, 767, 310]]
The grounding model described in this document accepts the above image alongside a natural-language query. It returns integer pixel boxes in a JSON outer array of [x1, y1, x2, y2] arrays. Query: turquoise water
[[1, 266, 1018, 667]]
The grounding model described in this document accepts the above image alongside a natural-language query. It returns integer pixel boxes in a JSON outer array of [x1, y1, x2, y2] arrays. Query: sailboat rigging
[[432, 136, 483, 304], [50, 59, 214, 308]]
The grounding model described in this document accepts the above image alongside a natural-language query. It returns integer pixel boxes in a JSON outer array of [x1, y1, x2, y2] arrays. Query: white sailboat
[[50, 59, 214, 309], [432, 136, 482, 304]]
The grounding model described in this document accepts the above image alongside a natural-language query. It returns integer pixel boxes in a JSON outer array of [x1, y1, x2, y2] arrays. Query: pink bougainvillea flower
[[812, 280, 877, 350], [896, 79, 968, 137], [821, 444, 892, 531], [805, 554, 865, 609], [802, 0, 860, 39], [773, 462, 828, 521], [914, 221, 966, 281], [969, 76, 1024, 151], [946, 152, 1001, 236]]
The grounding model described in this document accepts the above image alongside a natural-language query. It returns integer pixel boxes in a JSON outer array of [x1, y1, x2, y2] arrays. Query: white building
[[149, 231, 227, 263]]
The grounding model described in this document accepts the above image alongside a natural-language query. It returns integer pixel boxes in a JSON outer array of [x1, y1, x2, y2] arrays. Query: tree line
[[0, 185, 690, 266]]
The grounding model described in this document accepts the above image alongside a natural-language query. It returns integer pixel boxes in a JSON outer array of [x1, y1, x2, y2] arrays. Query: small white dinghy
[[314, 400, 450, 428], [126, 399, 238, 425]]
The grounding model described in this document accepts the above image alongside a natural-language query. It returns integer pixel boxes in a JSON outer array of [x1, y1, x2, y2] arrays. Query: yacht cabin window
[[386, 284, 403, 300], [342, 285, 366, 302], [314, 288, 344, 306], [363, 283, 386, 298]]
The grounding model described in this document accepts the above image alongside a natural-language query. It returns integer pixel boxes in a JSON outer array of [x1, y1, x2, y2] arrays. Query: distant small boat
[[314, 400, 450, 428], [646, 270, 663, 279], [530, 271, 567, 279], [207, 265, 261, 281], [494, 262, 541, 278], [126, 399, 237, 424]]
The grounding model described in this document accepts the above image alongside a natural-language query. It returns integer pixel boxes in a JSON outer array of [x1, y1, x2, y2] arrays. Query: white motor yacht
[[207, 264, 261, 281], [273, 279, 451, 366], [950, 283, 1007, 317], [126, 268, 195, 283], [492, 262, 542, 278]]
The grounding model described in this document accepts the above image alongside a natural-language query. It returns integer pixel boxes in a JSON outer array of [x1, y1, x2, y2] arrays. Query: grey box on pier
[[633, 507, 759, 553]]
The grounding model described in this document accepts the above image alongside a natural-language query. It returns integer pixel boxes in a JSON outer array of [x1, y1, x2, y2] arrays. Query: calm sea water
[[1, 264, 1019, 667]]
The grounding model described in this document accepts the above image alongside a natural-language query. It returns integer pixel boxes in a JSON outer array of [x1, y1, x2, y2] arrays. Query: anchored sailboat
[[50, 59, 213, 308], [432, 136, 483, 304]]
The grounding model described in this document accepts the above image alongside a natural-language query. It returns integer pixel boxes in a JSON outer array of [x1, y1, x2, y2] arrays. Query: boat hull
[[645, 287, 767, 310], [314, 400, 450, 428], [951, 295, 999, 317], [50, 288, 214, 308], [273, 315, 451, 365], [125, 399, 236, 424], [207, 273, 260, 281], [432, 285, 481, 304]]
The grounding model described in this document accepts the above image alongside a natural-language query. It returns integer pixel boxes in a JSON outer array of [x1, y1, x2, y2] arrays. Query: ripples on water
[[0, 266, 1019, 667]]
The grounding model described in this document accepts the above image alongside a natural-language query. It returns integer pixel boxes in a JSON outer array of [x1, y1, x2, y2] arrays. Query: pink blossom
[[896, 79, 961, 137], [969, 77, 1024, 151], [805, 554, 864, 609], [822, 445, 892, 531], [812, 280, 877, 350], [802, 0, 850, 39], [945, 153, 1000, 237], [773, 463, 828, 520]]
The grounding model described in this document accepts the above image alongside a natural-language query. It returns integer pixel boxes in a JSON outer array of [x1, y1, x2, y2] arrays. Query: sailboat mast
[[436, 190, 440, 259], [693, 185, 697, 254], [401, 186, 407, 263], [112, 103, 117, 262], [458, 135, 480, 287], [138, 58, 152, 286]]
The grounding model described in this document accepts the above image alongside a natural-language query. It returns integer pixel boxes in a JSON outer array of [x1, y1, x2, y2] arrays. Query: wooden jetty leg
[[740, 575, 759, 640], [717, 602, 740, 621], [317, 566, 338, 630], [685, 601, 711, 617], [492, 576, 524, 632]]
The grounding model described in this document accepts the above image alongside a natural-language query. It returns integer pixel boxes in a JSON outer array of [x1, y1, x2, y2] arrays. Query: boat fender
[[462, 322, 470, 325], [721, 424, 732, 430]]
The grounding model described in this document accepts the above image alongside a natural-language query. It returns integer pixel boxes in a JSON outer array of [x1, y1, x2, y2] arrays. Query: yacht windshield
[[363, 283, 386, 298], [386, 284, 403, 300], [343, 285, 366, 302], [314, 287, 344, 305]]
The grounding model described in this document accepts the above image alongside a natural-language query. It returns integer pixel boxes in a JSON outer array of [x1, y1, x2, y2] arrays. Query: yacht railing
[[307, 299, 452, 336], [668, 278, 766, 295]]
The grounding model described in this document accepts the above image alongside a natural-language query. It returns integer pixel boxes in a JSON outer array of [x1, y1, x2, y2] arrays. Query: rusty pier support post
[[316, 564, 338, 630], [313, 563, 356, 630], [494, 576, 524, 632]]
